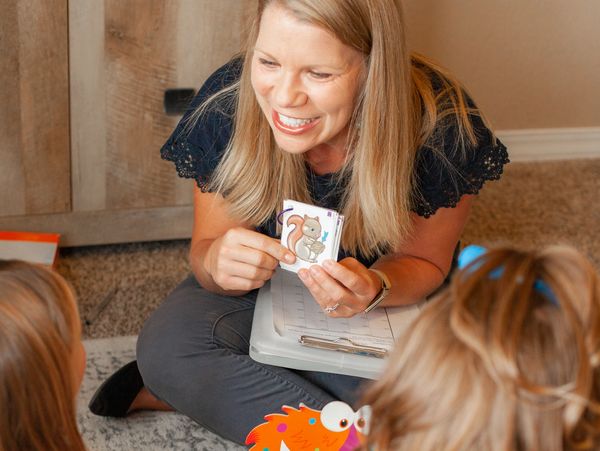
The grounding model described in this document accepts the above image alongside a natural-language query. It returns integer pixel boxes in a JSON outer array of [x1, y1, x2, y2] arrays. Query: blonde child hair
[[0, 260, 86, 451], [362, 246, 600, 450]]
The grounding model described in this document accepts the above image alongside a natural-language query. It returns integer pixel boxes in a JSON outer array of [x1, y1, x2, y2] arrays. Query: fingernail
[[298, 270, 307, 280], [310, 266, 320, 276], [323, 260, 333, 269], [285, 253, 294, 263]]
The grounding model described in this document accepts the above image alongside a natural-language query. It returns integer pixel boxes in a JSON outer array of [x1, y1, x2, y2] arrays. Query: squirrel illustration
[[286, 214, 326, 263]]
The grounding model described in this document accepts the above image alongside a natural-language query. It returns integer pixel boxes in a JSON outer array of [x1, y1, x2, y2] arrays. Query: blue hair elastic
[[458, 245, 558, 305]]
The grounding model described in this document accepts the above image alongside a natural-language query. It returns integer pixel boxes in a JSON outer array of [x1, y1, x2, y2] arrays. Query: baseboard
[[496, 127, 600, 162]]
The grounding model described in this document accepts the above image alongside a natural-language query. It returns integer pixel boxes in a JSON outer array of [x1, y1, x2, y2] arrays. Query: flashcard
[[279, 199, 344, 272]]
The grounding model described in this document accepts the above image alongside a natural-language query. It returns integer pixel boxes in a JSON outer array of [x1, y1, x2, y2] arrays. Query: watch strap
[[364, 269, 391, 313]]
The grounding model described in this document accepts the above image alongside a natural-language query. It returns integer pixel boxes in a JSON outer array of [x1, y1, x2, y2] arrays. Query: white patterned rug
[[78, 336, 245, 451]]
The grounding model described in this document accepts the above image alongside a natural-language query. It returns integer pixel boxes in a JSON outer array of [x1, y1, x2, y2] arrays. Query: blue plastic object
[[457, 245, 558, 305]]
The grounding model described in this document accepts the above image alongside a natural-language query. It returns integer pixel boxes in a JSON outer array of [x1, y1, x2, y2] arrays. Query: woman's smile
[[272, 111, 320, 135]]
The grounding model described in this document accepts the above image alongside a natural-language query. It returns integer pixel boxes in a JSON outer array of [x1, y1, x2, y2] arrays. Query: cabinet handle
[[163, 88, 196, 116]]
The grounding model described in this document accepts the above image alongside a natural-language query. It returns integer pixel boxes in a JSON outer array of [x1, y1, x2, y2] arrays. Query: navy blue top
[[161, 58, 509, 267]]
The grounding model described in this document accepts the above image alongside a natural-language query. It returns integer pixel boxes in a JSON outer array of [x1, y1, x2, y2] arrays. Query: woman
[[90, 0, 508, 444], [361, 245, 600, 450], [0, 260, 87, 451]]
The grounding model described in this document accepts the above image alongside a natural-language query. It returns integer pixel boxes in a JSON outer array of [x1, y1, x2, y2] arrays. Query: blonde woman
[[0, 260, 86, 451], [362, 245, 600, 450], [89, 0, 508, 443]]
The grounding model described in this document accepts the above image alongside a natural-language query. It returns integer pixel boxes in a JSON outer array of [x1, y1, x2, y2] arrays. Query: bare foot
[[128, 387, 174, 413]]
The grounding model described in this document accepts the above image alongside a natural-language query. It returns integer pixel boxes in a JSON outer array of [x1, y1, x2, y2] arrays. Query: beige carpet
[[56, 159, 600, 340]]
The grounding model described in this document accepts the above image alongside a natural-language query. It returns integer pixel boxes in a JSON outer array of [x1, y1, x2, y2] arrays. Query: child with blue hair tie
[[361, 245, 600, 451]]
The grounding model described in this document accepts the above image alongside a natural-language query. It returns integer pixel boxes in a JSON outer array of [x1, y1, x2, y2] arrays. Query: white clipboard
[[249, 280, 423, 380]]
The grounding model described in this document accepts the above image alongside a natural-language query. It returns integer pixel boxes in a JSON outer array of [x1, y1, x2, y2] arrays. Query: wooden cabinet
[[0, 0, 71, 217], [0, 0, 255, 246]]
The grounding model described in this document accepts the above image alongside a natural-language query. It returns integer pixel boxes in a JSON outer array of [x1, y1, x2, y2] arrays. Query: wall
[[403, 0, 600, 130]]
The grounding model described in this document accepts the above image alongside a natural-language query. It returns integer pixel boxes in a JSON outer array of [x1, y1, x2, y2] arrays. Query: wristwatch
[[364, 269, 391, 313]]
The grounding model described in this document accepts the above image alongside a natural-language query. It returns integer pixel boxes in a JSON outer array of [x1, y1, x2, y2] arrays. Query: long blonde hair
[[362, 246, 600, 450], [200, 0, 479, 259], [0, 260, 86, 451]]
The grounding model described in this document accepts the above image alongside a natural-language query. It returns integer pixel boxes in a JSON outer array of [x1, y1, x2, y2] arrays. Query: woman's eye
[[309, 71, 332, 80], [258, 58, 278, 68]]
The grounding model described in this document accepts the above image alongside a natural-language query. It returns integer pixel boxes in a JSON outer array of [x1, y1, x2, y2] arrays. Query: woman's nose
[[273, 72, 307, 108]]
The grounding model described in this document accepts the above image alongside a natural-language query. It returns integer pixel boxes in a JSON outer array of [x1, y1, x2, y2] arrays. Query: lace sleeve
[[160, 58, 242, 191], [412, 113, 510, 218]]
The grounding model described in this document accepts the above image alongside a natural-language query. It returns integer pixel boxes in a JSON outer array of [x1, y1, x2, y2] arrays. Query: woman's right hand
[[203, 227, 295, 292]]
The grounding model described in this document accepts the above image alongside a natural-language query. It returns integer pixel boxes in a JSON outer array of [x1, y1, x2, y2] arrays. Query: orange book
[[0, 231, 60, 267]]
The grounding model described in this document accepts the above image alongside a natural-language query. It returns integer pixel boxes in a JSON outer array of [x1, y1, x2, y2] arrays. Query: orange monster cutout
[[245, 401, 371, 451]]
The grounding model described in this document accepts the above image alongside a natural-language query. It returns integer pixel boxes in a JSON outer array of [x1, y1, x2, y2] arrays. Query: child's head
[[363, 245, 600, 451], [0, 260, 86, 451]]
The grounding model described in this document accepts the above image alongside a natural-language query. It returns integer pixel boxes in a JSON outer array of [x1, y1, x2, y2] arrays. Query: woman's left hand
[[297, 258, 381, 317]]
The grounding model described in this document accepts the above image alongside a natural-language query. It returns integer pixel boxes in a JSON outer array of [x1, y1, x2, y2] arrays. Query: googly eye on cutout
[[354, 405, 372, 435], [320, 401, 355, 432]]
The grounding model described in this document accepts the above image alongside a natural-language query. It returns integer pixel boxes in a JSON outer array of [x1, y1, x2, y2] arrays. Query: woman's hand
[[297, 257, 381, 317], [203, 227, 295, 292]]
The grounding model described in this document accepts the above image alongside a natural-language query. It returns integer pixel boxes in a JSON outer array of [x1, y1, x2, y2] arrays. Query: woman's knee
[[135, 276, 210, 391], [135, 277, 257, 394]]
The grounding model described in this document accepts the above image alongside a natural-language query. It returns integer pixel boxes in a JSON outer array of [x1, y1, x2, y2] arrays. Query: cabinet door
[[69, 0, 255, 212], [0, 0, 70, 217]]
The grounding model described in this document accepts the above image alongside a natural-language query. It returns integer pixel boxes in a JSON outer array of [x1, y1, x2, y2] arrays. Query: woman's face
[[251, 3, 365, 157]]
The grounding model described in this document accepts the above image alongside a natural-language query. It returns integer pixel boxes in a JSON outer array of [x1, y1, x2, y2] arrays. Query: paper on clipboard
[[271, 269, 414, 356], [250, 277, 423, 378]]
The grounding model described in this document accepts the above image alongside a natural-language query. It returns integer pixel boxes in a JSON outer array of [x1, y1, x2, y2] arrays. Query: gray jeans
[[136, 274, 368, 444]]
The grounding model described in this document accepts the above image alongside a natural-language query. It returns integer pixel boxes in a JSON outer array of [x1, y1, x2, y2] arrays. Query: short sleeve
[[160, 58, 242, 190], [412, 108, 509, 218]]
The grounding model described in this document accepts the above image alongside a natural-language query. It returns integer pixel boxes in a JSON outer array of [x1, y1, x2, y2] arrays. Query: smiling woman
[[89, 0, 509, 445]]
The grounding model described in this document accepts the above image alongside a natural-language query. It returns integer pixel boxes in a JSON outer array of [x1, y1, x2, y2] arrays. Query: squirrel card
[[279, 199, 344, 273]]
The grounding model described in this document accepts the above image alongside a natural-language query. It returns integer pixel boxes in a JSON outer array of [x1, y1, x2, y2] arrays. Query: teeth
[[278, 112, 315, 127]]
